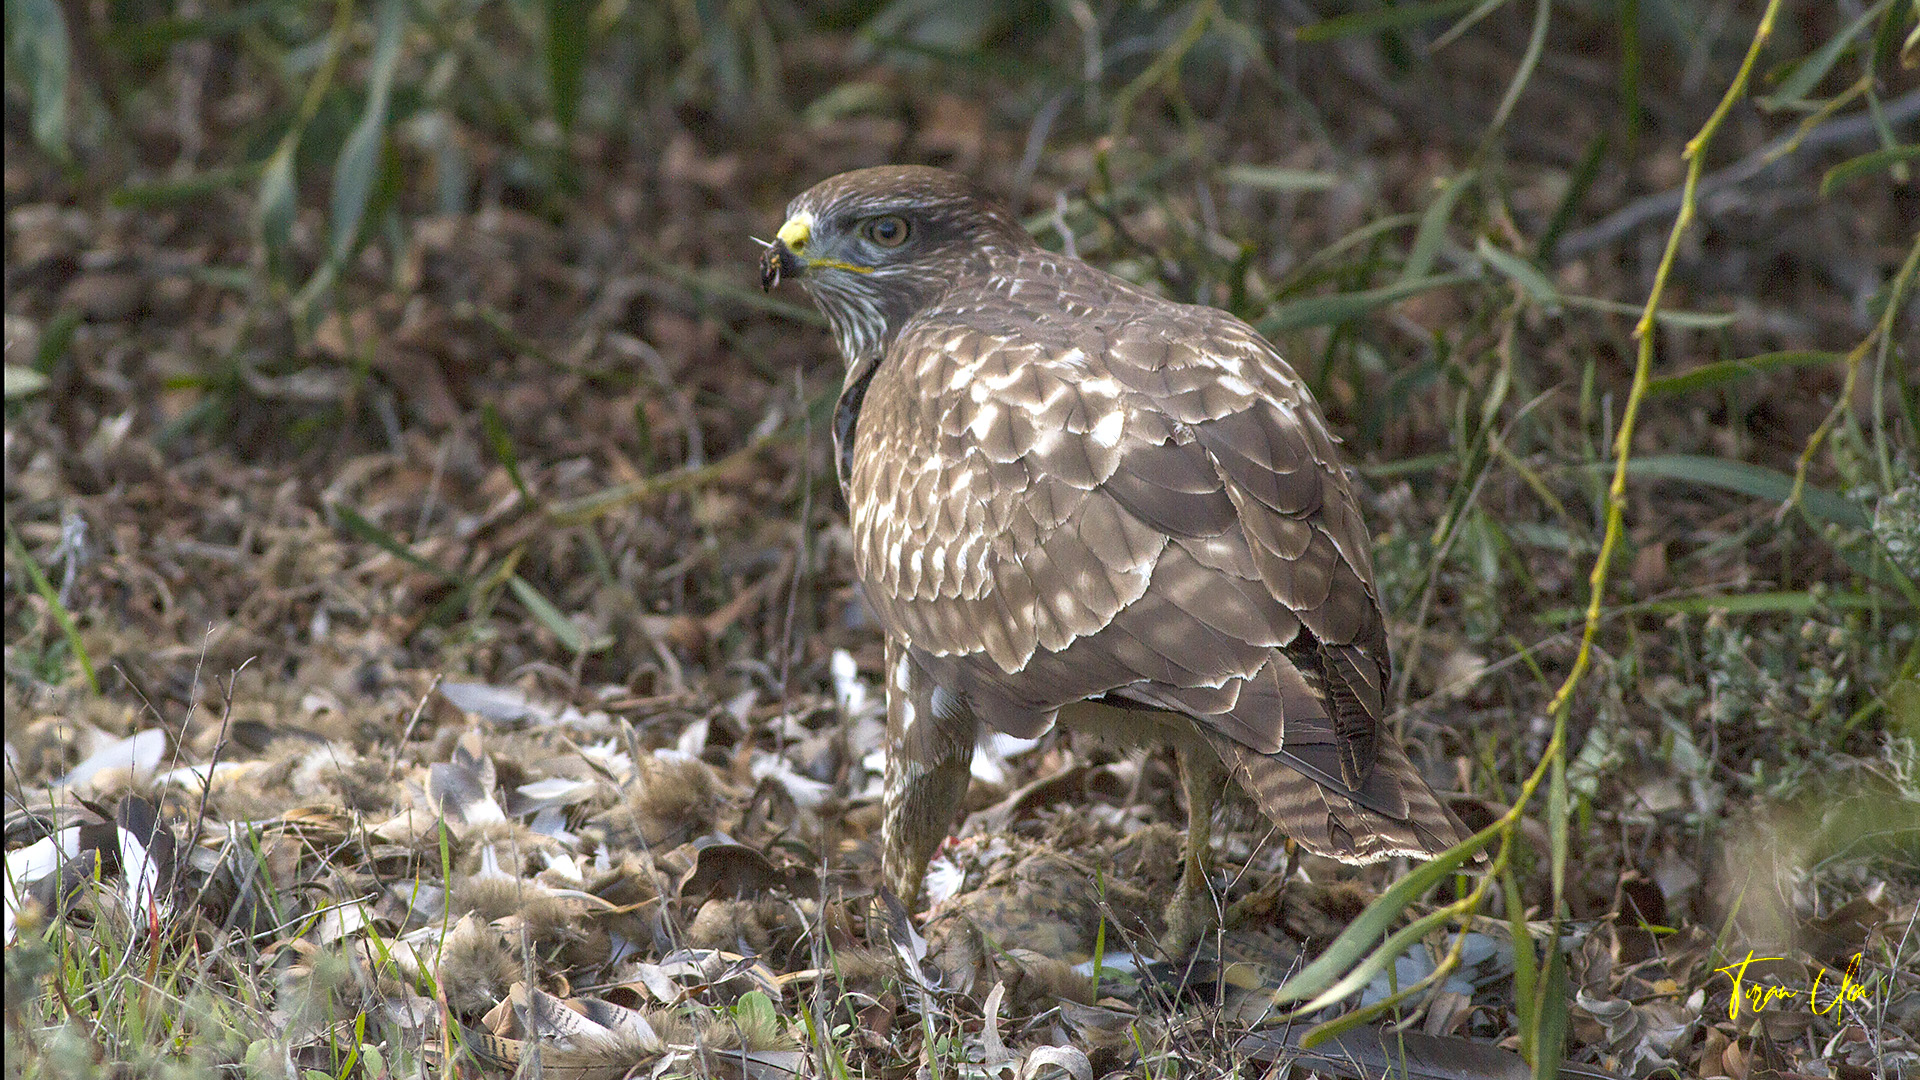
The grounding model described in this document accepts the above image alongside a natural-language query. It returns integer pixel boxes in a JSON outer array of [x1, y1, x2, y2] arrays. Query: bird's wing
[[846, 306, 1170, 683], [843, 274, 1447, 841], [1093, 312, 1391, 795]]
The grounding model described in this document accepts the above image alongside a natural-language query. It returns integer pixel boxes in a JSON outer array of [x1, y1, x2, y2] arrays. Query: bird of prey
[[761, 165, 1469, 951]]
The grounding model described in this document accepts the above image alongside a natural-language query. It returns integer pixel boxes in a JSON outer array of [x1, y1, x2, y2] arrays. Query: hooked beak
[[761, 239, 801, 292], [760, 212, 814, 292]]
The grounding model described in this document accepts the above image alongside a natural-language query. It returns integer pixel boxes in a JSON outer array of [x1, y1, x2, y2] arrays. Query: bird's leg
[[879, 639, 977, 910], [1161, 742, 1228, 957]]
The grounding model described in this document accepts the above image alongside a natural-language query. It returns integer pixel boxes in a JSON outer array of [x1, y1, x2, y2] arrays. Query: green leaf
[[509, 575, 588, 654], [1271, 822, 1496, 1005], [1759, 0, 1893, 111], [34, 308, 80, 373], [1645, 350, 1842, 397], [544, 0, 590, 132], [1402, 172, 1476, 283], [1822, 144, 1919, 195], [255, 141, 299, 277], [1530, 940, 1570, 1079], [1558, 293, 1736, 328], [1547, 749, 1568, 940], [5, 0, 71, 161], [1616, 455, 1871, 529], [303, 0, 405, 305], [733, 989, 779, 1031], [1218, 165, 1341, 193], [1293, 0, 1479, 42], [1262, 272, 1474, 332], [1476, 237, 1559, 308], [1293, 906, 1459, 1021], [1505, 864, 1539, 1057]]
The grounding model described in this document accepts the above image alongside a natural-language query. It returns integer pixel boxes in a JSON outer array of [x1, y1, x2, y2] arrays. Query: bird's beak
[[761, 213, 813, 292]]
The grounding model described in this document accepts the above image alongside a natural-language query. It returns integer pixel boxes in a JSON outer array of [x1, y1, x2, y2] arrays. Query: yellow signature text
[[1712, 950, 1875, 1021]]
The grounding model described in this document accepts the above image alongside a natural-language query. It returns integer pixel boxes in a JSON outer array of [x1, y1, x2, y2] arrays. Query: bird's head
[[760, 165, 1031, 362]]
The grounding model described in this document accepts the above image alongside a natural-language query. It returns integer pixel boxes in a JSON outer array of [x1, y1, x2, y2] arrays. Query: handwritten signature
[[1712, 950, 1878, 1021]]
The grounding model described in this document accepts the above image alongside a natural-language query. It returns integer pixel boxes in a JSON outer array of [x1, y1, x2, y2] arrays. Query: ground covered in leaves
[[5, 2, 1918, 1078]]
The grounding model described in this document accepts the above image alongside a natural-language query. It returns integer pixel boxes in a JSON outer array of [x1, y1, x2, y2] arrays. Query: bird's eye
[[865, 215, 910, 248]]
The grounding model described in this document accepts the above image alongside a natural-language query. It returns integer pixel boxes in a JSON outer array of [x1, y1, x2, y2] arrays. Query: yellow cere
[[776, 212, 814, 252]]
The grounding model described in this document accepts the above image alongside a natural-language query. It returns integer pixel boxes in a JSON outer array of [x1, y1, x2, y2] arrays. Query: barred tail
[[1206, 732, 1474, 864]]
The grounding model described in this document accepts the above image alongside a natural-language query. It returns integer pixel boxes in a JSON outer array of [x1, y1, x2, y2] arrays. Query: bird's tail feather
[[1205, 731, 1475, 864]]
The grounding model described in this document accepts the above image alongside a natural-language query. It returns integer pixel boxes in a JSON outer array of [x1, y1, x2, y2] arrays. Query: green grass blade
[[301, 0, 404, 308], [1645, 350, 1842, 397], [544, 0, 590, 132], [1270, 821, 1497, 1004], [1403, 172, 1476, 282], [1290, 906, 1458, 1018], [1477, 237, 1559, 308], [254, 141, 299, 278], [1549, 751, 1567, 909], [1758, 0, 1892, 111], [1538, 749, 1570, 1077], [1262, 272, 1474, 332], [1431, 0, 1508, 50], [1485, 0, 1550, 139], [5, 0, 71, 162], [111, 164, 266, 209], [1615, 455, 1870, 529], [5, 524, 99, 694], [1293, 959, 1449, 1046], [509, 575, 590, 654], [481, 404, 534, 503], [34, 308, 80, 373], [1285, 213, 1421, 280], [1357, 451, 1455, 481], [1218, 165, 1340, 192], [1558, 293, 1735, 328], [1293, 0, 1478, 42], [1618, 0, 1642, 151], [98, 1, 280, 58], [337, 0, 405, 245], [1505, 863, 1538, 1055], [1822, 144, 1920, 195], [1531, 940, 1569, 1079], [332, 504, 460, 583], [1536, 130, 1607, 262]]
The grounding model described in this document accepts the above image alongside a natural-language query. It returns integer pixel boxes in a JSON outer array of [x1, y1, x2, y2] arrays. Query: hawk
[[761, 166, 1469, 950]]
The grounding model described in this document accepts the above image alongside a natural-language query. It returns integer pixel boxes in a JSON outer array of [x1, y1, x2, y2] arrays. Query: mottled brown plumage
[[761, 166, 1469, 951]]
